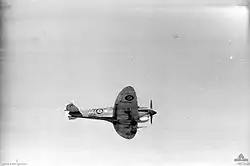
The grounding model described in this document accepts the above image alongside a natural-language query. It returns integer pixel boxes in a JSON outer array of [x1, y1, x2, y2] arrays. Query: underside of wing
[[113, 122, 137, 139], [113, 86, 139, 120], [113, 86, 139, 139]]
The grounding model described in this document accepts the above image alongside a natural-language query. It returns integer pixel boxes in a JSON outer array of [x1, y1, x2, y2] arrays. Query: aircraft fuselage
[[68, 106, 152, 123], [65, 86, 157, 139]]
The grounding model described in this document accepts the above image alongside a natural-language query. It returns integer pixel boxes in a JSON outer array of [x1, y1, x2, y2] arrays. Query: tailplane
[[68, 116, 77, 120]]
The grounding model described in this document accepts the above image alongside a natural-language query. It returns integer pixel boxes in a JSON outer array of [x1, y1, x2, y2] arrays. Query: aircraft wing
[[113, 86, 139, 139]]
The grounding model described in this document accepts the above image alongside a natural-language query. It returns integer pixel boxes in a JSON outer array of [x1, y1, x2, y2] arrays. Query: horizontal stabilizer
[[68, 116, 77, 120]]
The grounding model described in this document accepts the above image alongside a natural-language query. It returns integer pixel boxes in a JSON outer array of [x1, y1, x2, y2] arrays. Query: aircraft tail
[[65, 103, 79, 112], [65, 103, 83, 118]]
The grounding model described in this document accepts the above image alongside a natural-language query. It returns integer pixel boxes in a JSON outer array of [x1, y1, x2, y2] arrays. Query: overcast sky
[[1, 0, 250, 166]]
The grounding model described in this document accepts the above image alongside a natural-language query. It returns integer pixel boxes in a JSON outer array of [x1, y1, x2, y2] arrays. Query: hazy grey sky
[[1, 0, 250, 166]]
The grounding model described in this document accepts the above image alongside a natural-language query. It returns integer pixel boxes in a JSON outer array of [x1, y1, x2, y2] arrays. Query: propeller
[[149, 100, 156, 124], [150, 114, 153, 124], [150, 99, 153, 109]]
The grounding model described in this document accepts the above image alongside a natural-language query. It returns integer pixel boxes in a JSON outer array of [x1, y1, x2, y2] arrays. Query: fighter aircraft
[[64, 86, 157, 139]]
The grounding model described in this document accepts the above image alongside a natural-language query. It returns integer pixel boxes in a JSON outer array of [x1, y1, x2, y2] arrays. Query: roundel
[[96, 108, 103, 114], [125, 95, 134, 101]]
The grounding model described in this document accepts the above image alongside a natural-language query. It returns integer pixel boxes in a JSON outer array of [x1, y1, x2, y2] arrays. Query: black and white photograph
[[1, 0, 249, 166]]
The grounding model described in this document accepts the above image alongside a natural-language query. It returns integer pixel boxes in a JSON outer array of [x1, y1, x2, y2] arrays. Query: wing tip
[[123, 85, 135, 91]]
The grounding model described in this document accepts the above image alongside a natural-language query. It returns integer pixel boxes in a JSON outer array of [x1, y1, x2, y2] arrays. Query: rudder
[[65, 103, 79, 112], [65, 103, 83, 118]]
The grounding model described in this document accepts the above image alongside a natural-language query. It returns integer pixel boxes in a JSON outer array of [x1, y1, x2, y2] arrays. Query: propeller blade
[[150, 114, 153, 124], [150, 100, 153, 109]]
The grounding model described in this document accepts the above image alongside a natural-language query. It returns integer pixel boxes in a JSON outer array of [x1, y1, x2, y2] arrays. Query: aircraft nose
[[149, 110, 157, 124], [151, 110, 157, 115]]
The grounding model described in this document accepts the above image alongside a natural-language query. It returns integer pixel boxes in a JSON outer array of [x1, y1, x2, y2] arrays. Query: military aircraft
[[64, 86, 157, 139]]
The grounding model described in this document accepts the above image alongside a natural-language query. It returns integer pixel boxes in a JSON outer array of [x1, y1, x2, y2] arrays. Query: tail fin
[[65, 103, 83, 119], [65, 103, 79, 112]]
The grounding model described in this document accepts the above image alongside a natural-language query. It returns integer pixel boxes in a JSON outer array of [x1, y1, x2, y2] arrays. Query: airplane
[[64, 86, 157, 139]]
